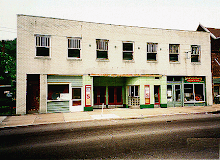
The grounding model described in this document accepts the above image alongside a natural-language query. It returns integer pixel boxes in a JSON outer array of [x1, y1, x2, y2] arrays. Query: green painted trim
[[84, 107, 93, 111], [160, 104, 167, 108], [140, 104, 154, 108], [125, 104, 129, 108], [184, 103, 205, 106]]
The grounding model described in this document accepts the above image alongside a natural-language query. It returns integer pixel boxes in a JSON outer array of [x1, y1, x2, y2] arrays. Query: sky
[[0, 0, 220, 40]]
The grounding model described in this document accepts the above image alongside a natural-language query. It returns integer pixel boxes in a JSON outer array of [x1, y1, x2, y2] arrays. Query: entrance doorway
[[26, 74, 40, 113], [108, 86, 123, 105], [94, 86, 106, 105], [154, 85, 160, 105], [167, 84, 182, 107]]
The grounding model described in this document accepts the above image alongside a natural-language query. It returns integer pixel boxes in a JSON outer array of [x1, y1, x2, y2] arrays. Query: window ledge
[[34, 56, 51, 60], [170, 61, 180, 64], [67, 58, 82, 61], [96, 59, 109, 62], [123, 60, 135, 63], [147, 61, 158, 63], [191, 62, 201, 65]]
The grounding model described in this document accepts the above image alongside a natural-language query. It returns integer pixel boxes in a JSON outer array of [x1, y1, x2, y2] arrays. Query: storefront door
[[94, 86, 106, 105], [167, 84, 182, 107], [154, 85, 160, 105], [108, 86, 123, 105]]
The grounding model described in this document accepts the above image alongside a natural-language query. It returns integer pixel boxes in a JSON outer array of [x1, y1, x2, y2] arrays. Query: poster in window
[[85, 85, 91, 107], [145, 85, 150, 104]]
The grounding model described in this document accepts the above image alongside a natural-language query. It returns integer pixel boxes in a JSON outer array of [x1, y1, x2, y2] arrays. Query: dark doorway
[[27, 74, 40, 113], [154, 85, 160, 105], [94, 86, 106, 105], [108, 86, 123, 105]]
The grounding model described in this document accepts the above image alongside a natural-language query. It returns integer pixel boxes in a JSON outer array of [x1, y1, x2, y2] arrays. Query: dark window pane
[[147, 53, 156, 61], [109, 87, 114, 103], [130, 86, 134, 97], [36, 47, 49, 56], [123, 52, 133, 60], [72, 88, 81, 99], [123, 43, 133, 51], [117, 87, 122, 103], [100, 87, 106, 103], [195, 84, 204, 101], [191, 55, 199, 62], [48, 84, 69, 100], [169, 54, 178, 61], [68, 49, 80, 58], [135, 86, 139, 96], [97, 51, 108, 59], [94, 87, 97, 104]]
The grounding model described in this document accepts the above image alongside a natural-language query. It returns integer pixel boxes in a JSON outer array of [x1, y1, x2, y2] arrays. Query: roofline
[[199, 23, 218, 39], [17, 14, 205, 33]]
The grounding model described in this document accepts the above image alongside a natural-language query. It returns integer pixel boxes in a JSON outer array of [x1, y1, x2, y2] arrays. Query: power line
[[0, 30, 17, 33], [0, 27, 17, 31]]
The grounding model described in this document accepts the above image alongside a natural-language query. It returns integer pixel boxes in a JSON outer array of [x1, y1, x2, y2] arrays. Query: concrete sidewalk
[[1, 105, 220, 128]]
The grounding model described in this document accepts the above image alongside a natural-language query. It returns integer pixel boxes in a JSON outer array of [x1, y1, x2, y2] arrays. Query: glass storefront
[[167, 76, 205, 107]]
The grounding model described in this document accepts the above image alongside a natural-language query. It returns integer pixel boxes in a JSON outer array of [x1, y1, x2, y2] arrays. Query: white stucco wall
[[16, 15, 212, 114]]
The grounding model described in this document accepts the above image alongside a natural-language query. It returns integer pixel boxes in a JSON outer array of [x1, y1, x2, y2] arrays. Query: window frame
[[67, 37, 81, 59], [169, 44, 180, 62], [72, 87, 82, 106], [147, 42, 158, 61], [47, 83, 70, 101], [96, 39, 109, 60], [191, 45, 201, 63], [35, 35, 51, 57], [129, 85, 139, 97], [123, 41, 134, 61], [184, 83, 205, 103]]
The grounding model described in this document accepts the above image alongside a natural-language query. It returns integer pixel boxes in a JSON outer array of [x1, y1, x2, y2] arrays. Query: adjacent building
[[197, 24, 220, 102], [17, 15, 212, 114]]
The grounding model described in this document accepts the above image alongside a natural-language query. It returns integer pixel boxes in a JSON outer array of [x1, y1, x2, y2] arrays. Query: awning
[[90, 74, 162, 77]]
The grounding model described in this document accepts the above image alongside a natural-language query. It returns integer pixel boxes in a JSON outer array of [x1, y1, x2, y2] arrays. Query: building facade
[[17, 15, 212, 114], [197, 24, 220, 103]]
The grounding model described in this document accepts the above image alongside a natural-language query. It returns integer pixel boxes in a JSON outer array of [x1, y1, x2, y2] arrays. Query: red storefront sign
[[85, 85, 91, 107], [185, 77, 202, 83]]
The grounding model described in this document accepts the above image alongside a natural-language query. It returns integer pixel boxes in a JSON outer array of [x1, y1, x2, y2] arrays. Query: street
[[0, 114, 220, 159]]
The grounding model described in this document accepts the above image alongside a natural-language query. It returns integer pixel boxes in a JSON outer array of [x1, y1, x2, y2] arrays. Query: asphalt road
[[0, 114, 220, 159]]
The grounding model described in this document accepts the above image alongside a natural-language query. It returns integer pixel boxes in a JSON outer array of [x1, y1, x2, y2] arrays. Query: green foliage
[[0, 39, 16, 96]]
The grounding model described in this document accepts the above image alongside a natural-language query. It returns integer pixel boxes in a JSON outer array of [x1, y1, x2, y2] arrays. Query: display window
[[48, 84, 69, 100], [184, 83, 204, 102]]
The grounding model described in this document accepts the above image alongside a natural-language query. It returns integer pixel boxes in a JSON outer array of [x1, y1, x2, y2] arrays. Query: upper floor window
[[96, 39, 108, 59], [169, 44, 179, 62], [191, 45, 201, 62], [35, 35, 50, 56], [68, 38, 81, 58], [147, 43, 158, 61], [123, 42, 133, 60]]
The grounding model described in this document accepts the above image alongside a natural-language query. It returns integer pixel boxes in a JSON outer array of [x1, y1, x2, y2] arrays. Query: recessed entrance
[[154, 85, 160, 105], [94, 86, 106, 105], [26, 74, 40, 113], [108, 86, 123, 105]]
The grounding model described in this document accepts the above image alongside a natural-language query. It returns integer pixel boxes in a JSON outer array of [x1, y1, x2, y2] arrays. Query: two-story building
[[197, 24, 220, 102], [16, 15, 212, 114]]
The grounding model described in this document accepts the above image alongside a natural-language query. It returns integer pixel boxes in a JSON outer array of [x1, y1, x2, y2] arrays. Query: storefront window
[[184, 84, 204, 102], [48, 84, 69, 100], [195, 84, 204, 101]]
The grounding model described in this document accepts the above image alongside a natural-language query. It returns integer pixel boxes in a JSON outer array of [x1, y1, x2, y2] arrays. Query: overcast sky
[[0, 0, 220, 40]]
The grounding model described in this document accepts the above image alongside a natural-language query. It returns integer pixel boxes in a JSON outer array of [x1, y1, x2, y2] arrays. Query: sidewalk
[[1, 105, 220, 128]]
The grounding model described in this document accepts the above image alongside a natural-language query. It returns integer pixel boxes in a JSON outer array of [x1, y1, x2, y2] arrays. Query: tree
[[0, 39, 16, 96]]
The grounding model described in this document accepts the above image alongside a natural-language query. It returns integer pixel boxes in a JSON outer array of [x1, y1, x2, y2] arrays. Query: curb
[[0, 111, 217, 129]]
